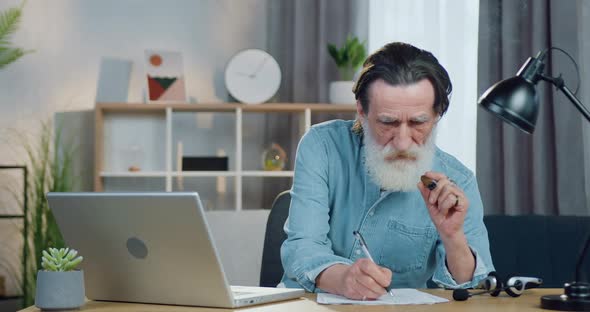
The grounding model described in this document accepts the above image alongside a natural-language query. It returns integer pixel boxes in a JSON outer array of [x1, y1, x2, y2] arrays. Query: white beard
[[362, 121, 436, 192]]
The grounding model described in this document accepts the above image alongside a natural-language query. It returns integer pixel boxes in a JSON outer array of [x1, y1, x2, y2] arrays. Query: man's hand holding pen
[[316, 260, 392, 301], [418, 172, 469, 240], [316, 232, 392, 300], [418, 171, 475, 284]]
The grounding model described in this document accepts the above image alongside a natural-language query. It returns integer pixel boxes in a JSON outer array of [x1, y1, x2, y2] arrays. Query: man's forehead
[[367, 79, 436, 113]]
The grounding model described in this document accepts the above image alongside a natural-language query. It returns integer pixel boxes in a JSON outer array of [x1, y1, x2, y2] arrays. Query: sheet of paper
[[317, 289, 449, 305]]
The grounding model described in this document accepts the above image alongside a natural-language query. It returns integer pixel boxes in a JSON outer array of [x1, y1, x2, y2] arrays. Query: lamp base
[[541, 295, 590, 311], [541, 282, 590, 311]]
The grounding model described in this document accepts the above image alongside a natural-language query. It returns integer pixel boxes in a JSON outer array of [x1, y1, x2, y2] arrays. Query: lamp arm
[[540, 75, 590, 123]]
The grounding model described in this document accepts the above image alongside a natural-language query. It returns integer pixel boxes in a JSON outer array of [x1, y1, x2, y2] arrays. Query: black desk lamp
[[478, 48, 590, 311]]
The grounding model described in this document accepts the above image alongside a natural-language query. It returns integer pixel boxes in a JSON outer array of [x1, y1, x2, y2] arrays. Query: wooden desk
[[19, 289, 562, 311]]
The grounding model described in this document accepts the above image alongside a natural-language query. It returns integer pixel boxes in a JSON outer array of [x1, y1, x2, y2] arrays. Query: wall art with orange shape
[[145, 50, 187, 102]]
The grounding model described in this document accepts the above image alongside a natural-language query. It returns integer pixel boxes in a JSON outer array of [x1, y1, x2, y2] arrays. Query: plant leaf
[[327, 35, 367, 78], [65, 249, 78, 261], [0, 6, 21, 46], [0, 48, 25, 70], [63, 256, 83, 271]]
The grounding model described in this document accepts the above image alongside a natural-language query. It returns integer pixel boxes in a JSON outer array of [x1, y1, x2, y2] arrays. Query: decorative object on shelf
[[224, 49, 281, 104], [262, 143, 287, 171], [121, 144, 143, 172], [145, 50, 187, 102], [96, 57, 132, 103], [35, 248, 84, 310], [0, 1, 32, 70], [182, 156, 229, 171], [327, 36, 366, 104]]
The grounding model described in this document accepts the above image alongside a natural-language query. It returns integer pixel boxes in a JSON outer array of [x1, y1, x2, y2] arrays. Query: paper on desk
[[317, 289, 449, 305]]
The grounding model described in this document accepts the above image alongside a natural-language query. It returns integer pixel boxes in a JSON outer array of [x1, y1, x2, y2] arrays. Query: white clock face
[[224, 49, 281, 104]]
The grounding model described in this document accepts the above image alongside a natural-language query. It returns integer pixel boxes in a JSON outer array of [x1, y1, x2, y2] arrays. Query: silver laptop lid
[[46, 192, 235, 307]]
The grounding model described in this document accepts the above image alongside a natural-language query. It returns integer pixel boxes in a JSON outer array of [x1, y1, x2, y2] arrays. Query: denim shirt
[[280, 120, 494, 292]]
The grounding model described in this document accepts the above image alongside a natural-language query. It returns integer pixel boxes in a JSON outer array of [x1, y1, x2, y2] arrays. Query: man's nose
[[393, 124, 412, 151]]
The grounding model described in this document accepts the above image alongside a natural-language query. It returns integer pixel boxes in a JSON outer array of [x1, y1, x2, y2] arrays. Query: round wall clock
[[224, 49, 281, 104]]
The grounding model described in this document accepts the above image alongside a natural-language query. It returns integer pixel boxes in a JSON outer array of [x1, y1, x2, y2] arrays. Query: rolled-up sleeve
[[432, 176, 495, 289], [280, 128, 353, 292]]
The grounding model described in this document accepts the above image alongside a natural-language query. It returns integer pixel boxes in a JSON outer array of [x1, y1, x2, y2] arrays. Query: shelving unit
[[94, 103, 357, 210]]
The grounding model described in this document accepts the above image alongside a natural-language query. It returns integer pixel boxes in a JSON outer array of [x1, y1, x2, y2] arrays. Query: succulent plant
[[41, 248, 83, 272]]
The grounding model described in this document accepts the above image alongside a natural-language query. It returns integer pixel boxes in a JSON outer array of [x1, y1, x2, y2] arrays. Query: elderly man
[[279, 42, 494, 300]]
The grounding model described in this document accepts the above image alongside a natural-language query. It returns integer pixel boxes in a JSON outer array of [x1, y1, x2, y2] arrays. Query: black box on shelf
[[182, 156, 228, 171]]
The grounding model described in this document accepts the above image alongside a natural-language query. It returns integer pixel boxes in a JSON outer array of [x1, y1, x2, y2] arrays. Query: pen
[[352, 230, 394, 297], [420, 175, 437, 190]]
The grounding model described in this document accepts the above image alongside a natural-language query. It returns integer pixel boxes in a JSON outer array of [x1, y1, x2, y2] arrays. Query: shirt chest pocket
[[378, 219, 437, 273]]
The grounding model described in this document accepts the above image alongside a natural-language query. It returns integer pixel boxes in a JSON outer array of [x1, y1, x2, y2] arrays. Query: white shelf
[[172, 171, 237, 177], [95, 103, 356, 211], [101, 171, 167, 177], [241, 171, 294, 177]]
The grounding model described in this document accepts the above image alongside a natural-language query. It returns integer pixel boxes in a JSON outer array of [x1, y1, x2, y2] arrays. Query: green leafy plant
[[0, 1, 32, 70], [16, 120, 75, 307], [41, 248, 83, 272], [327, 36, 367, 81]]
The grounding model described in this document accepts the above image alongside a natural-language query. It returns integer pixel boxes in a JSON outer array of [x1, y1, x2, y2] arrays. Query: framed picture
[[145, 50, 187, 103]]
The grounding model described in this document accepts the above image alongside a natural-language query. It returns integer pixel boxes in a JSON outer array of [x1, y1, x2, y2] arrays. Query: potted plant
[[35, 247, 84, 310], [327, 36, 367, 104], [15, 119, 75, 308]]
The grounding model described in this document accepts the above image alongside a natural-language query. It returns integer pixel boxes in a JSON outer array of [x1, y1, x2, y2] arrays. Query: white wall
[[368, 0, 480, 173], [0, 0, 269, 296]]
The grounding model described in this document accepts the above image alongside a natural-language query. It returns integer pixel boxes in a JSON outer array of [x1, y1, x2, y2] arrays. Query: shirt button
[[368, 211, 374, 217], [355, 249, 362, 255]]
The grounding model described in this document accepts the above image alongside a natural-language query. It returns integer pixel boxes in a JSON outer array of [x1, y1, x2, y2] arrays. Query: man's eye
[[410, 120, 427, 127]]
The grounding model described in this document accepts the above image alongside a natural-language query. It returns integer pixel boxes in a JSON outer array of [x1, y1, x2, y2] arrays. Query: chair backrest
[[483, 215, 590, 287], [259, 191, 291, 287]]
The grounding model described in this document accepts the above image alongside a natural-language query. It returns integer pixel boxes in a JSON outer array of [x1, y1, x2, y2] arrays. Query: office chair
[[483, 215, 590, 287], [259, 190, 291, 287]]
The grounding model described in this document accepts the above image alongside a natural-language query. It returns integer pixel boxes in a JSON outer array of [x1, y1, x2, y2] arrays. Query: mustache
[[384, 150, 418, 161]]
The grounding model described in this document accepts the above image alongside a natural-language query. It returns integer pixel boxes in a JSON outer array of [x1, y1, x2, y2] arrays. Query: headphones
[[453, 272, 543, 301]]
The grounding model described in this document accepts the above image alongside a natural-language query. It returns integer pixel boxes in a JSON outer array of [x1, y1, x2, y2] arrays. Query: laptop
[[46, 192, 304, 308]]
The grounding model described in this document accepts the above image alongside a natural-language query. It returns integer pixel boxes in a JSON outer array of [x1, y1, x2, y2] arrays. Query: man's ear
[[356, 100, 365, 119]]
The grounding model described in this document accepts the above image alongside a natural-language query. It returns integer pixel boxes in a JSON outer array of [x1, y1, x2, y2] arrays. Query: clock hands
[[251, 56, 269, 78], [235, 56, 270, 79]]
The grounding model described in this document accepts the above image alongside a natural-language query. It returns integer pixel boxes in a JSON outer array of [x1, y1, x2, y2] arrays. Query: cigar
[[421, 175, 438, 191]]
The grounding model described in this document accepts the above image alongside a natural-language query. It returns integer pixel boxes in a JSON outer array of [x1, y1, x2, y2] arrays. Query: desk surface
[[19, 289, 563, 311]]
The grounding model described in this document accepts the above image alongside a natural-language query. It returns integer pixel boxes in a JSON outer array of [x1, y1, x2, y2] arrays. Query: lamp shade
[[478, 76, 539, 134]]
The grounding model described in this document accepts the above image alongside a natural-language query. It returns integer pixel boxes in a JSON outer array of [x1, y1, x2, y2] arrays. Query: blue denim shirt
[[280, 120, 494, 292]]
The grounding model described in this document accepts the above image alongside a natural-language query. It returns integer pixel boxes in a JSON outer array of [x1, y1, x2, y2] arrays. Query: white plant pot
[[329, 81, 356, 104], [35, 270, 85, 310]]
